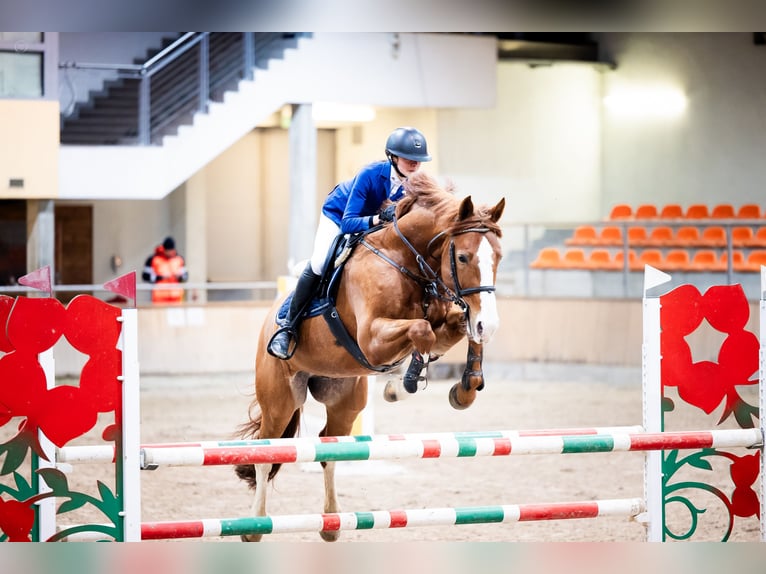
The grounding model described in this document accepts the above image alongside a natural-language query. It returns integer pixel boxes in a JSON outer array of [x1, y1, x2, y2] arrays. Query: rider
[[268, 127, 432, 390]]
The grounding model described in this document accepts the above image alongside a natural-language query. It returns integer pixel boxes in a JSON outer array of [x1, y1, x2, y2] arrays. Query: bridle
[[360, 214, 497, 313]]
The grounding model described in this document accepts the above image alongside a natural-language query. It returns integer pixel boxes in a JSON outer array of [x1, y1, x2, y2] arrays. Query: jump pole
[[132, 428, 762, 468]]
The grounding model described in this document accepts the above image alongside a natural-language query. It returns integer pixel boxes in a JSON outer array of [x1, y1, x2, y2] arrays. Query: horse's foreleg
[[366, 317, 436, 403], [448, 340, 484, 410]]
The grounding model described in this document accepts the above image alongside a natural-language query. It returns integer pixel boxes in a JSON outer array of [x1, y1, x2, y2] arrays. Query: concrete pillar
[[182, 172, 208, 303], [26, 199, 55, 285], [288, 103, 317, 270]]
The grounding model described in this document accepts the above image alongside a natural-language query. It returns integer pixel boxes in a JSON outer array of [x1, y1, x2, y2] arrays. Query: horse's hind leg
[[240, 362, 309, 542], [310, 375, 368, 542]]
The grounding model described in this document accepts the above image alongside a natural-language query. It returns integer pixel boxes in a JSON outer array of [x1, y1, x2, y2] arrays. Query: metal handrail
[[59, 33, 303, 145], [58, 33, 201, 76]]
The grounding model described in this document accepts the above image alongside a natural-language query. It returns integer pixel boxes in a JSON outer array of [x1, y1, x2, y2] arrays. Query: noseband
[[360, 215, 497, 311]]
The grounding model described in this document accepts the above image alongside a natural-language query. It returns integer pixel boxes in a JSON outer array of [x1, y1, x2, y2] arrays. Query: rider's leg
[[268, 215, 337, 360], [267, 262, 321, 359]]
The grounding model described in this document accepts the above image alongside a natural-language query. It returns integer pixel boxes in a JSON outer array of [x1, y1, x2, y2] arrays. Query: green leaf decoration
[[661, 396, 675, 413], [37, 468, 71, 496], [13, 471, 33, 496], [0, 441, 29, 476], [57, 496, 89, 514], [687, 457, 714, 471], [97, 481, 117, 506], [732, 399, 758, 429]]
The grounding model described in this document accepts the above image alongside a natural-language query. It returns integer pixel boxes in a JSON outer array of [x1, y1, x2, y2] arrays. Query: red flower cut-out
[[0, 295, 122, 450], [0, 496, 34, 542], [660, 284, 759, 424], [730, 452, 760, 518]]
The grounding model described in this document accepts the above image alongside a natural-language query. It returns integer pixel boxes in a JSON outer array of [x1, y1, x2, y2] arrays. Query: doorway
[[55, 204, 93, 301]]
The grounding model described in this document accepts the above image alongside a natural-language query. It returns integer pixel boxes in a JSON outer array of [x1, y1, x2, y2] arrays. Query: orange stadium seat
[[732, 226, 754, 247], [737, 204, 762, 219], [634, 204, 659, 219], [751, 227, 766, 247], [659, 204, 684, 219], [685, 204, 710, 219], [588, 249, 621, 270], [647, 226, 674, 246], [530, 247, 563, 269], [638, 249, 664, 270], [699, 226, 727, 247], [674, 226, 701, 246], [689, 250, 724, 271], [608, 204, 633, 220], [664, 249, 691, 271], [742, 250, 766, 273], [565, 225, 599, 246], [711, 204, 735, 219], [627, 226, 650, 246], [598, 226, 624, 246], [562, 248, 589, 269]]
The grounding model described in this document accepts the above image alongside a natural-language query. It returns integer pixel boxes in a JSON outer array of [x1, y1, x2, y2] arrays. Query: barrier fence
[[0, 266, 764, 542]]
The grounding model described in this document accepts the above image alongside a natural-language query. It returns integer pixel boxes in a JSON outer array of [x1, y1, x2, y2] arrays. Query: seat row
[[565, 224, 766, 248], [531, 247, 766, 273], [609, 202, 764, 220]]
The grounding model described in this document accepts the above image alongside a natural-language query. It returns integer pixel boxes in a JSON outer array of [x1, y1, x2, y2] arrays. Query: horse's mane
[[397, 172, 502, 238], [397, 172, 456, 215]]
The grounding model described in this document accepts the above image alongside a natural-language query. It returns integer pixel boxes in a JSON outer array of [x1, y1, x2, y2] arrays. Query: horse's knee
[[408, 320, 436, 353]]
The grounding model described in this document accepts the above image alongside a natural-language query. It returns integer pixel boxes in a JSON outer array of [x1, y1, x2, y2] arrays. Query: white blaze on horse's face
[[467, 236, 500, 344]]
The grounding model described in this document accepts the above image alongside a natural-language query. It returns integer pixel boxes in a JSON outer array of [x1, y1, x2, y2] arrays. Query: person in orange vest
[[141, 237, 188, 304]]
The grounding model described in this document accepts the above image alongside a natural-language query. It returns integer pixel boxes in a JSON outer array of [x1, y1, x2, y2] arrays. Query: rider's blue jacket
[[322, 161, 404, 234]]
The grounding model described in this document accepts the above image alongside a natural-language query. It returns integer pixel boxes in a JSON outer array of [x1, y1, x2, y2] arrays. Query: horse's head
[[394, 173, 505, 344], [438, 195, 505, 344]]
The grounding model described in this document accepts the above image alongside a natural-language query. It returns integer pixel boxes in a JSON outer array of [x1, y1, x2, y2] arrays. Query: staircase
[[58, 33, 498, 200], [60, 33, 307, 146]]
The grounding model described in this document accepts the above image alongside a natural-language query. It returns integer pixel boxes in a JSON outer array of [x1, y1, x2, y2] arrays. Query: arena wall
[[51, 297, 759, 377]]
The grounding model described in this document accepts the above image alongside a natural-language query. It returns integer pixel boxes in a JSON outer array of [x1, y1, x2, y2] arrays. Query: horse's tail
[[234, 403, 302, 489]]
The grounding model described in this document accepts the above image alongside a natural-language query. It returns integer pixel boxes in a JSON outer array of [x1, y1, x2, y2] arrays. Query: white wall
[[599, 33, 766, 211], [437, 61, 603, 224]]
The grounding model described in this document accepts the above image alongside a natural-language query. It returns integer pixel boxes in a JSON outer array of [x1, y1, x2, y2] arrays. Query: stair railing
[[59, 32, 258, 145]]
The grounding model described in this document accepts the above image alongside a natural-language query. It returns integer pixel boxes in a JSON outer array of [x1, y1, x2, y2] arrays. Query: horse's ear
[[490, 197, 506, 223], [458, 196, 474, 221]]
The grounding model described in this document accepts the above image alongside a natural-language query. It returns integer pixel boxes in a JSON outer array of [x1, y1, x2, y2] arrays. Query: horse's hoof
[[320, 530, 340, 542], [448, 383, 470, 410], [240, 533, 262, 542], [383, 380, 399, 402]]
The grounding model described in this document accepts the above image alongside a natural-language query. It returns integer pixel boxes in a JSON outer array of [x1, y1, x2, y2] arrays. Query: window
[[0, 33, 52, 99]]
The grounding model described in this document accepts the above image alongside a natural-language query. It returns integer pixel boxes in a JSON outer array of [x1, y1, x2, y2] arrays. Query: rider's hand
[[379, 204, 396, 222]]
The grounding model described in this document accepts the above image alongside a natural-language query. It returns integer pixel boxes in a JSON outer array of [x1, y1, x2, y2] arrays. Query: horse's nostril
[[477, 322, 484, 336]]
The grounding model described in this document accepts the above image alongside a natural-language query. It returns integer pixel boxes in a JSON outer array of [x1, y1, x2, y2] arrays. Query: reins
[[360, 214, 496, 311]]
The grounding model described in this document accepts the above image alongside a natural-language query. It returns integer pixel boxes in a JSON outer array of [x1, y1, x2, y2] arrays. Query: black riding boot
[[267, 264, 321, 360]]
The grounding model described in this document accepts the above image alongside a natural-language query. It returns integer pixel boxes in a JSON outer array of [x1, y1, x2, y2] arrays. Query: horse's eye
[[458, 254, 469, 264]]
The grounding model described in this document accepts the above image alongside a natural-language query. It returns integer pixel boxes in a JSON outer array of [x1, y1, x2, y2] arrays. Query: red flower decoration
[[729, 452, 761, 518], [660, 284, 759, 421], [0, 496, 34, 542], [0, 295, 122, 450]]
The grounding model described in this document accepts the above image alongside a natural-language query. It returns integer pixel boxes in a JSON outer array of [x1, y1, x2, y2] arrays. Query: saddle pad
[[275, 293, 330, 327]]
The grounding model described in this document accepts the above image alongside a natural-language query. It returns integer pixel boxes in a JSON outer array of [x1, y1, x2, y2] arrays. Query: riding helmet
[[385, 127, 432, 162]]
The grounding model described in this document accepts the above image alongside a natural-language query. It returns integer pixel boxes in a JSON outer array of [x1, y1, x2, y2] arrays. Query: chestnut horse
[[236, 172, 505, 541]]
